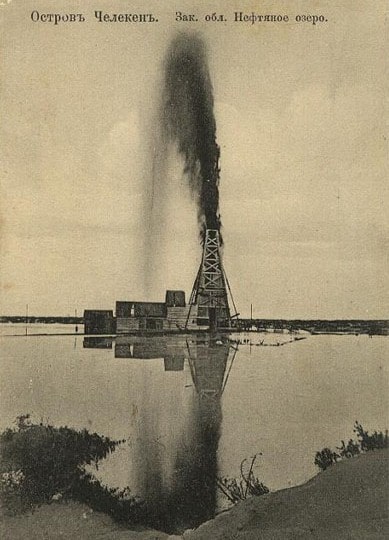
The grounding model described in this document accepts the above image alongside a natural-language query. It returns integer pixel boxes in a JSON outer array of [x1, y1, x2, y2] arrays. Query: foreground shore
[[1, 449, 388, 539]]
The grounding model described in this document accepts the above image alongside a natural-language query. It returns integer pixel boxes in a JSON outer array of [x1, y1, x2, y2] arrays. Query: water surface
[[1, 327, 387, 530]]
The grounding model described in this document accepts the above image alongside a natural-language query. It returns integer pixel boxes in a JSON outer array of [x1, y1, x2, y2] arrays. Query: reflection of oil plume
[[136, 392, 222, 534], [132, 368, 166, 513], [166, 392, 222, 532], [143, 340, 229, 533], [119, 337, 231, 533]]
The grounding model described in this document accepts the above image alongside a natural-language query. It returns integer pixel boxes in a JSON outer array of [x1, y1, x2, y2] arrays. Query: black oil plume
[[162, 33, 222, 243]]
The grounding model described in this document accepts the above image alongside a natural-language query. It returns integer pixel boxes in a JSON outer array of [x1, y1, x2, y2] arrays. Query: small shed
[[84, 310, 115, 335]]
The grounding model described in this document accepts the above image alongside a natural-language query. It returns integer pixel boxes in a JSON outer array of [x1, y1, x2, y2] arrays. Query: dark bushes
[[314, 447, 340, 471], [217, 454, 269, 504], [314, 422, 388, 472], [0, 415, 144, 524]]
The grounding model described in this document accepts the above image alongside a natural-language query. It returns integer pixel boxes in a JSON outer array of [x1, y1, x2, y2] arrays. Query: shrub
[[314, 422, 388, 472], [314, 448, 340, 471], [0, 414, 144, 524], [354, 421, 389, 452], [336, 439, 360, 459], [217, 454, 269, 504]]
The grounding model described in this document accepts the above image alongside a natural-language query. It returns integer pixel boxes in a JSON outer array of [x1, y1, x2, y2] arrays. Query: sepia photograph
[[0, 1, 388, 538]]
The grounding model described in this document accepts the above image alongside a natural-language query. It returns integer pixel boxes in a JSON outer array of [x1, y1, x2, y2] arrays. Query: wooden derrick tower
[[186, 229, 235, 331]]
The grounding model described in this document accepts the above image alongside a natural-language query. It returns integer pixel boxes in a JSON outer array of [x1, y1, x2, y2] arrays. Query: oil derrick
[[186, 229, 235, 331]]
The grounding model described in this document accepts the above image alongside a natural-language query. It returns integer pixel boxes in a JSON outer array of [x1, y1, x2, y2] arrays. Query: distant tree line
[[232, 319, 389, 335], [0, 316, 83, 324]]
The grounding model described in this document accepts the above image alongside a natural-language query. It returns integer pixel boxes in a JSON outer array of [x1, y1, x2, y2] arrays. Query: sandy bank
[[0, 501, 168, 540], [186, 449, 388, 540], [1, 449, 387, 539]]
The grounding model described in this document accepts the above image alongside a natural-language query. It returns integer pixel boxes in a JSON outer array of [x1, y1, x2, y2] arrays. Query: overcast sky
[[1, 0, 388, 318]]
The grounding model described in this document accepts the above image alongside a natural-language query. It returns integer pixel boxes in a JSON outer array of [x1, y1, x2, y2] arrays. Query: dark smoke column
[[162, 33, 222, 243]]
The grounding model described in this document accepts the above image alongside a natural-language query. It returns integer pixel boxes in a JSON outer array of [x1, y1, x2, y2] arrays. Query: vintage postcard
[[0, 1, 388, 538]]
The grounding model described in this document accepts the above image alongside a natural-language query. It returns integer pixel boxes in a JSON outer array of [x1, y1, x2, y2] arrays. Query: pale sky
[[1, 0, 388, 318]]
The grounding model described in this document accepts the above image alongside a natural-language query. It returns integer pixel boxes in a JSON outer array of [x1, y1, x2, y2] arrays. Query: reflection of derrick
[[186, 338, 237, 399], [186, 229, 237, 331], [84, 334, 238, 394]]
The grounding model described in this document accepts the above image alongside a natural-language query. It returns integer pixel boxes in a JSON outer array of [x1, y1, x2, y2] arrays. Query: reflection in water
[[83, 335, 236, 533], [166, 341, 230, 532], [83, 337, 113, 349], [3, 332, 386, 533]]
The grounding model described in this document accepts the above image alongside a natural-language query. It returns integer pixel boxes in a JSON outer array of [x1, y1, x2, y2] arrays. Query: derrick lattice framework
[[187, 229, 231, 330]]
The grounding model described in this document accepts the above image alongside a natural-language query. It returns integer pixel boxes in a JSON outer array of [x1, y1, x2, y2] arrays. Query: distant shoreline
[[1, 317, 388, 336]]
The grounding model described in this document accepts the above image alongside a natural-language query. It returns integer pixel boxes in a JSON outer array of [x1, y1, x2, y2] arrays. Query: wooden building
[[84, 310, 115, 335], [115, 290, 202, 334]]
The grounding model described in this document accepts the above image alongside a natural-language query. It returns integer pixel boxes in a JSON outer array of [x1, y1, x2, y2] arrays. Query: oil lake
[[0, 326, 387, 531]]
